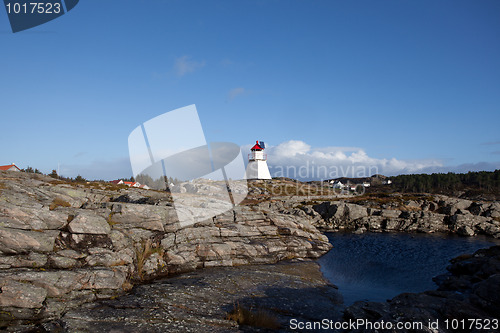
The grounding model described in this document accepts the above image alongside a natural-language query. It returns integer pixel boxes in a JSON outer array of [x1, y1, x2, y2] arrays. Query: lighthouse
[[246, 140, 272, 180]]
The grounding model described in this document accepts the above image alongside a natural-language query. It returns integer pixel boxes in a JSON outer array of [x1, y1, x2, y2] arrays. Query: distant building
[[0, 163, 21, 172], [110, 180, 148, 189], [362, 182, 371, 187], [123, 181, 141, 188], [383, 180, 392, 185], [331, 180, 344, 189]]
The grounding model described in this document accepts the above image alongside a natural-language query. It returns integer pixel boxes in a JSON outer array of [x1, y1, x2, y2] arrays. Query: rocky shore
[[1, 171, 499, 331], [0, 172, 330, 329], [307, 194, 500, 238], [37, 260, 343, 332], [31, 245, 500, 333]]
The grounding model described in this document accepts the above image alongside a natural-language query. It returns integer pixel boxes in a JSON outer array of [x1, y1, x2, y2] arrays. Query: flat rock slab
[[45, 261, 343, 332]]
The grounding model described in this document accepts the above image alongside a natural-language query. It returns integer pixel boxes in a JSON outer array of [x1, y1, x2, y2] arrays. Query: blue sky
[[1, 0, 499, 180]]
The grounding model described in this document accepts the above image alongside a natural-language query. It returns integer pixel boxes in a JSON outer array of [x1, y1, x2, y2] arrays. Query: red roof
[[250, 140, 263, 151], [0, 164, 21, 171]]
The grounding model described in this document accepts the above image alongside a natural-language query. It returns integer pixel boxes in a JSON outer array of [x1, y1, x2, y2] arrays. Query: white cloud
[[273, 140, 310, 158], [243, 140, 446, 180], [59, 141, 500, 182], [227, 87, 246, 101], [256, 140, 500, 180], [174, 56, 205, 77]]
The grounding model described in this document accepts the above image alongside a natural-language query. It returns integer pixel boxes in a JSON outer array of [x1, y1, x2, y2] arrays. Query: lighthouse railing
[[248, 153, 267, 160]]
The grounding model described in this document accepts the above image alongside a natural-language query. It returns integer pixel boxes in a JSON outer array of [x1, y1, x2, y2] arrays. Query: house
[[0, 163, 21, 172], [383, 180, 392, 185], [123, 181, 141, 188], [331, 180, 344, 189], [362, 182, 371, 187], [110, 180, 149, 189]]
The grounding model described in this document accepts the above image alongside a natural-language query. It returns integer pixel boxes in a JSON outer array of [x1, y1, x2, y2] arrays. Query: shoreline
[[0, 171, 499, 331], [37, 260, 343, 332], [32, 242, 500, 332]]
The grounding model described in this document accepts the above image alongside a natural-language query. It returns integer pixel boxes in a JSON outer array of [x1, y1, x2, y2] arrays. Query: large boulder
[[68, 211, 111, 235], [345, 203, 368, 220]]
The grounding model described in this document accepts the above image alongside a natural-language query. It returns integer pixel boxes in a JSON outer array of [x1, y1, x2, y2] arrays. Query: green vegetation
[[134, 174, 181, 190], [74, 175, 86, 183], [48, 169, 59, 178], [255, 180, 336, 197], [342, 192, 434, 210], [390, 170, 500, 195], [22, 166, 42, 174]]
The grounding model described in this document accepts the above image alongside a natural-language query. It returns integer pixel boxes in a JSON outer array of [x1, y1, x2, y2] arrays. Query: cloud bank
[[61, 140, 499, 182], [245, 140, 500, 180]]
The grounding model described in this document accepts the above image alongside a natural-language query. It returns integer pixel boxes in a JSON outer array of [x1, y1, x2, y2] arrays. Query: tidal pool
[[318, 232, 499, 305]]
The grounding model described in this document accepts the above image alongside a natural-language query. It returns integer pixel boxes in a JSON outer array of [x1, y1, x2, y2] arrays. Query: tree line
[[389, 170, 500, 194], [20, 167, 183, 188]]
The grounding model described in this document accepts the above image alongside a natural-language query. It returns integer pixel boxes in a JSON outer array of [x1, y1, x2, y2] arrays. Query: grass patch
[[48, 179, 130, 192], [226, 303, 280, 329], [343, 193, 434, 208], [49, 197, 71, 210], [100, 183, 130, 191], [248, 179, 336, 198], [48, 180, 69, 185], [240, 197, 266, 206], [134, 239, 164, 280]]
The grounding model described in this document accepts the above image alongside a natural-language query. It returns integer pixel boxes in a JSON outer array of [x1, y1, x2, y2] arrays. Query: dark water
[[318, 232, 499, 305]]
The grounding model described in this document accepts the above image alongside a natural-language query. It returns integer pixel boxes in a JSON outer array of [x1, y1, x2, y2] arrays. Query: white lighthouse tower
[[246, 140, 272, 180]]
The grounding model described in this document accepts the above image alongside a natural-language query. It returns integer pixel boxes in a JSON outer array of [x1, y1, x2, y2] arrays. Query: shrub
[[21, 166, 42, 174], [74, 175, 86, 183], [134, 239, 163, 280], [49, 197, 71, 210]]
